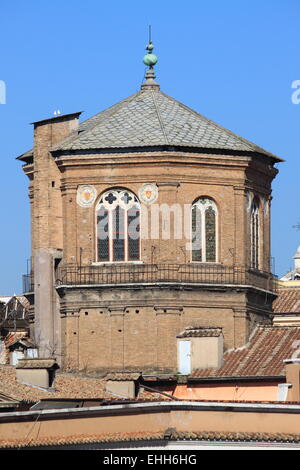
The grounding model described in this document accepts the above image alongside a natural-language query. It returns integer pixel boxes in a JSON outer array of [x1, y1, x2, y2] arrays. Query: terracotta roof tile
[[0, 365, 116, 401], [191, 326, 300, 379], [105, 372, 141, 381], [4, 332, 28, 348], [16, 358, 57, 369], [177, 327, 222, 338], [273, 287, 300, 313], [0, 365, 169, 402], [1, 430, 300, 449]]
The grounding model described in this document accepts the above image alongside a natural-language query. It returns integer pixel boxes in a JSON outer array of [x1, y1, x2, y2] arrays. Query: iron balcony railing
[[55, 264, 278, 293], [22, 273, 34, 294]]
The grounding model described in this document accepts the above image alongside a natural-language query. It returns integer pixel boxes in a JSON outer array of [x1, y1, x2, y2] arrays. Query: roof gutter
[[187, 375, 285, 384], [1, 400, 300, 423]]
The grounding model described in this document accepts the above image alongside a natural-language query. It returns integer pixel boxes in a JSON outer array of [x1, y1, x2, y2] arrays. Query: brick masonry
[[21, 110, 278, 374]]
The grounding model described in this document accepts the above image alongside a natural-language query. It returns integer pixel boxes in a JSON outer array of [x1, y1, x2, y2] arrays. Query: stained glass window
[[205, 207, 216, 262], [96, 189, 140, 262], [250, 199, 259, 269], [192, 205, 202, 262], [112, 205, 125, 261], [97, 207, 109, 261], [128, 205, 140, 260], [192, 198, 217, 262]]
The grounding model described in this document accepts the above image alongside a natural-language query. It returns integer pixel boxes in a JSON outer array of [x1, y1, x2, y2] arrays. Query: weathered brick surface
[[58, 286, 272, 373], [22, 115, 278, 373]]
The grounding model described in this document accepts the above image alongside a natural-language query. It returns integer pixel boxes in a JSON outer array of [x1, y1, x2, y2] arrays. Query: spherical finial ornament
[[141, 32, 160, 90], [143, 53, 158, 67], [143, 40, 158, 68]]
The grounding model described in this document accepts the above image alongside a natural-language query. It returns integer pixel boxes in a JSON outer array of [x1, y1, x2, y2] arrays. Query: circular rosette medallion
[[138, 184, 158, 205], [77, 185, 97, 207]]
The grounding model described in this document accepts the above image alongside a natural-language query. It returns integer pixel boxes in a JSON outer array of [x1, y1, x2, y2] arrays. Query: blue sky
[[0, 0, 299, 294]]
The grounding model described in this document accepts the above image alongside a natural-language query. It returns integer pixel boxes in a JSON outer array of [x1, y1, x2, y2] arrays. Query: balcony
[[55, 264, 278, 294], [22, 273, 34, 294]]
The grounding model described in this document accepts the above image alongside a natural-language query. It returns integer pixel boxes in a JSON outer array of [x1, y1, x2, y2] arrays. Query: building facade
[[18, 44, 280, 374]]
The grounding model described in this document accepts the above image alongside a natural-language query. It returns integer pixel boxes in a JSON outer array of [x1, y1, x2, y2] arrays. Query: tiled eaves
[[191, 326, 300, 379], [0, 365, 111, 402], [16, 88, 284, 163], [0, 365, 172, 402], [1, 430, 300, 449], [177, 327, 223, 338], [273, 287, 300, 313], [51, 88, 282, 162]]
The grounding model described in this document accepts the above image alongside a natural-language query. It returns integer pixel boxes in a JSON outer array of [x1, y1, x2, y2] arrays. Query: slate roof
[[191, 326, 300, 379], [49, 88, 281, 160], [17, 83, 283, 162], [273, 287, 300, 313]]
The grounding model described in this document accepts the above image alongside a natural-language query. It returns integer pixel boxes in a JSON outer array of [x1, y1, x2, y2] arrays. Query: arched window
[[96, 189, 140, 262], [250, 198, 260, 269], [192, 197, 217, 262]]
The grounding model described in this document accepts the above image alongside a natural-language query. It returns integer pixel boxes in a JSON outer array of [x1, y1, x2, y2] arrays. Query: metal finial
[[143, 24, 158, 68], [141, 25, 159, 90]]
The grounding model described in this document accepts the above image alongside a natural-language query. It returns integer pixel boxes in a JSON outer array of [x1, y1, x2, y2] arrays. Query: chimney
[[177, 327, 224, 374], [32, 111, 81, 148], [31, 112, 81, 359], [16, 358, 59, 389], [284, 359, 300, 401], [104, 373, 141, 398]]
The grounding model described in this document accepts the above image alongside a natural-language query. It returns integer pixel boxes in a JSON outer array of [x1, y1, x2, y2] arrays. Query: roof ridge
[[150, 90, 169, 145]]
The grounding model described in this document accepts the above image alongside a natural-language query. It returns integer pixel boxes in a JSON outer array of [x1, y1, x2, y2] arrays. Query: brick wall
[[22, 126, 277, 371], [59, 286, 272, 373]]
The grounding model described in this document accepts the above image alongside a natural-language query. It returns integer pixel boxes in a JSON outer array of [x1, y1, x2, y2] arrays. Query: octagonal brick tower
[[18, 44, 281, 373]]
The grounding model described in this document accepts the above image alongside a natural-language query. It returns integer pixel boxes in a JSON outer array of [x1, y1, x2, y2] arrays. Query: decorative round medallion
[[77, 185, 97, 207], [138, 183, 158, 205]]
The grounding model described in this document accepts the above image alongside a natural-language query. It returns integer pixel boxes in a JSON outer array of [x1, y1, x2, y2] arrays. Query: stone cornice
[[55, 151, 253, 169], [59, 175, 248, 189]]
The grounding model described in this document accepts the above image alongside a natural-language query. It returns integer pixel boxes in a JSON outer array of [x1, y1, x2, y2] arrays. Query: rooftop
[[2, 429, 300, 449], [49, 88, 281, 160], [177, 327, 223, 338], [191, 326, 300, 379], [273, 286, 300, 314], [0, 365, 168, 402], [17, 43, 282, 163]]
